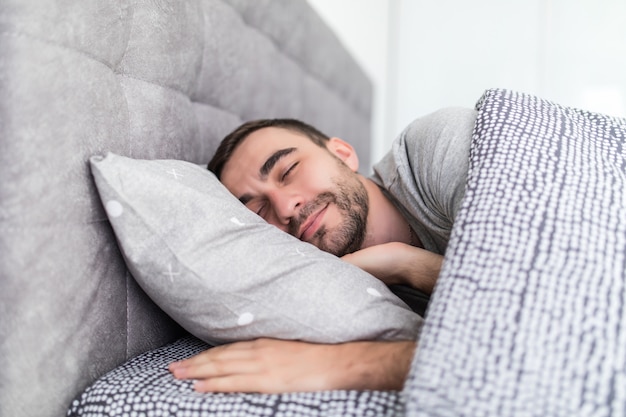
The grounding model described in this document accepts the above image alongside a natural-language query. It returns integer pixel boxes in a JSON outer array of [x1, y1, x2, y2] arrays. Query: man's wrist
[[333, 340, 416, 391]]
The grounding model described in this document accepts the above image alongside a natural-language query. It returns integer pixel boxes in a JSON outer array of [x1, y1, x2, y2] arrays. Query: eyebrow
[[259, 147, 297, 180], [237, 147, 297, 206]]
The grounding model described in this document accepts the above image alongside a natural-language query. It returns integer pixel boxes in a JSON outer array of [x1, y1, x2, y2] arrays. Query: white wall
[[308, 0, 626, 174], [306, 0, 392, 172]]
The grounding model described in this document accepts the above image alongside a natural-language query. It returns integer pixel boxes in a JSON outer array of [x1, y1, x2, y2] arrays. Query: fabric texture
[[90, 152, 422, 344], [67, 336, 405, 417], [371, 107, 477, 255], [0, 1, 372, 416], [404, 89, 626, 416]]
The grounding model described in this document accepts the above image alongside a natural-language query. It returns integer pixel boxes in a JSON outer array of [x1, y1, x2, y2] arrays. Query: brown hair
[[207, 119, 330, 179]]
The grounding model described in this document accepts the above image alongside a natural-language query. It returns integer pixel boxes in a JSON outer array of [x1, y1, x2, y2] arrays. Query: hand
[[169, 338, 416, 393], [342, 242, 442, 294]]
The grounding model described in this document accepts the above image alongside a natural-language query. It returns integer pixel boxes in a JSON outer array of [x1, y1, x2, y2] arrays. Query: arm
[[342, 242, 442, 295], [169, 338, 416, 393]]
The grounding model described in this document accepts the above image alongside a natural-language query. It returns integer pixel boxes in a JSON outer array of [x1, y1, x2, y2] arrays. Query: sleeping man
[[169, 107, 476, 393]]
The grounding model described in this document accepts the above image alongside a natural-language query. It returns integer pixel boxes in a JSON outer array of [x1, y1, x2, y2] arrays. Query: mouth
[[299, 204, 328, 242]]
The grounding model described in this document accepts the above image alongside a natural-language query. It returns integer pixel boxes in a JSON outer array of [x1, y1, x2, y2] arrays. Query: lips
[[299, 204, 328, 242]]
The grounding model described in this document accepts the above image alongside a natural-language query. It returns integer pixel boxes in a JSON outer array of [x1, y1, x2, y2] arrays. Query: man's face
[[220, 127, 368, 256]]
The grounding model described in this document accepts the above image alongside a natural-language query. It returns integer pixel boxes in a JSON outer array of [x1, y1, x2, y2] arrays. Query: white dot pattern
[[366, 288, 382, 297], [67, 337, 403, 417], [105, 200, 123, 217], [237, 312, 254, 326], [230, 217, 245, 226], [404, 89, 626, 416]]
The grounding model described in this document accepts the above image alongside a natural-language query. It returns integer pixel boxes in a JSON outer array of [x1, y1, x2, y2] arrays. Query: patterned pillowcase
[[90, 152, 422, 345], [67, 336, 404, 417]]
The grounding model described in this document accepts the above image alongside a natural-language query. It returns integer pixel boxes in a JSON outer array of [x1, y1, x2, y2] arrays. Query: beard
[[288, 164, 369, 257]]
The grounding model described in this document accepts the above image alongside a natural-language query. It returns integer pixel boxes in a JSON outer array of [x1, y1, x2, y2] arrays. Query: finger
[[194, 374, 280, 394], [178, 356, 262, 380], [170, 341, 256, 370]]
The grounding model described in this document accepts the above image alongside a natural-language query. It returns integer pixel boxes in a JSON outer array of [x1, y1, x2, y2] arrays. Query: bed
[[66, 88, 626, 417], [2, 1, 626, 416]]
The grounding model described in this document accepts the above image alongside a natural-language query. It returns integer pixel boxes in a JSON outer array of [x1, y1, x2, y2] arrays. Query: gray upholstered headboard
[[0, 1, 372, 416]]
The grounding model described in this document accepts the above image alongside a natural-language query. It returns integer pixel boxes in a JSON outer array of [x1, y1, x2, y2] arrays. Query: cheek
[[297, 165, 337, 193], [322, 204, 344, 230]]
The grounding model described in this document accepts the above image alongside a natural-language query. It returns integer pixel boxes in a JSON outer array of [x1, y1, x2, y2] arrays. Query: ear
[[326, 137, 359, 172]]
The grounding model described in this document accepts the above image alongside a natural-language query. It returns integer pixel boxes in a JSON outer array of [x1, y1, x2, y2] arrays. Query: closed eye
[[282, 162, 299, 181]]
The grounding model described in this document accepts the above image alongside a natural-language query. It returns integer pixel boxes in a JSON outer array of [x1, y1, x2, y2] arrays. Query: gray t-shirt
[[371, 107, 477, 255]]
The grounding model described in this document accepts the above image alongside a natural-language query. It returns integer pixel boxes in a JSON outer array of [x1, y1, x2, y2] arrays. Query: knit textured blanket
[[405, 88, 626, 416]]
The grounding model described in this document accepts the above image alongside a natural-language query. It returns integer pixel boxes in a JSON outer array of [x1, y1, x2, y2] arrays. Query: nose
[[266, 189, 302, 231]]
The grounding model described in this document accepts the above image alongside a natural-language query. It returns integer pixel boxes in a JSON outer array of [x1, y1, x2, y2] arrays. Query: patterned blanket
[[405, 89, 626, 416]]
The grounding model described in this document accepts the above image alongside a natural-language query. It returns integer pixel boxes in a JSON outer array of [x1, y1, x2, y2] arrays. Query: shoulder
[[390, 107, 476, 182], [399, 107, 477, 155], [372, 107, 477, 182]]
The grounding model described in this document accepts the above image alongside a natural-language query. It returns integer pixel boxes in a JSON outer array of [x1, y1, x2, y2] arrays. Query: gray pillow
[[90, 152, 422, 345]]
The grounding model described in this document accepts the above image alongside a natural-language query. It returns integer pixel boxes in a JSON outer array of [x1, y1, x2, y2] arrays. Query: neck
[[358, 176, 418, 249]]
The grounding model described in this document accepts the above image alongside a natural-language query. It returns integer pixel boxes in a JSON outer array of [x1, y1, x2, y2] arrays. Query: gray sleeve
[[403, 107, 476, 226], [372, 107, 476, 254]]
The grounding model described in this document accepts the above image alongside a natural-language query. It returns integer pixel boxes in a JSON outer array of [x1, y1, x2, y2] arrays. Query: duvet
[[406, 88, 626, 416]]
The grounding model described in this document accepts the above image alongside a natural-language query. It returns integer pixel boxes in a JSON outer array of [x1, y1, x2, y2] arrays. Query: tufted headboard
[[0, 1, 372, 416]]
